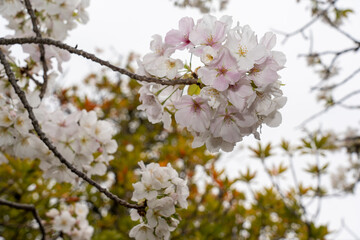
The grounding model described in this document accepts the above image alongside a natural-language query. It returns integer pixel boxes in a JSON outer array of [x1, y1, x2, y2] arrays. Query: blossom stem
[[161, 87, 179, 105]]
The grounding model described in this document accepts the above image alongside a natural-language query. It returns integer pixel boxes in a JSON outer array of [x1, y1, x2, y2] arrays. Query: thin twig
[[0, 37, 198, 86], [0, 198, 46, 240], [312, 67, 360, 91], [287, 152, 308, 216], [325, 19, 360, 45], [299, 45, 360, 58], [0, 49, 143, 211], [341, 219, 360, 240], [297, 89, 360, 128], [311, 149, 322, 221], [338, 103, 360, 109], [23, 0, 49, 99], [273, 2, 335, 44], [259, 158, 313, 238]]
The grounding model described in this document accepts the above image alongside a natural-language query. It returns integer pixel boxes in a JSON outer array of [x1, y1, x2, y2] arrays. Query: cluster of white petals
[[130, 161, 189, 240], [46, 202, 94, 240], [0, 91, 117, 183], [0, 1, 116, 184], [137, 15, 287, 152], [0, 0, 90, 72]]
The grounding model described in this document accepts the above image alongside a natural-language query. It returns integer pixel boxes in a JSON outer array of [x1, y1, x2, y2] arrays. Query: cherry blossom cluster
[[129, 161, 189, 240], [0, 0, 90, 72], [0, 90, 117, 183], [137, 15, 287, 152], [46, 202, 94, 240]]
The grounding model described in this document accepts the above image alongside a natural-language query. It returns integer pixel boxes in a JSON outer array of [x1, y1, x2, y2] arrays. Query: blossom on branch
[[137, 14, 287, 152], [130, 161, 189, 240], [46, 202, 94, 240]]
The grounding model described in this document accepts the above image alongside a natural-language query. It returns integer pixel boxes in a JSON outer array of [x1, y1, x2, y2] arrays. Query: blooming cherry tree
[[0, 0, 286, 239]]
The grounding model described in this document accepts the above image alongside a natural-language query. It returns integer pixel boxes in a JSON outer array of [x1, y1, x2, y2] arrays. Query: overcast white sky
[[1, 0, 360, 239]]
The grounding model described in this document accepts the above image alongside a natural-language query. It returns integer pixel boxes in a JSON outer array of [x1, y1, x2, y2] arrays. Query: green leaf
[[187, 84, 201, 96], [239, 168, 257, 182]]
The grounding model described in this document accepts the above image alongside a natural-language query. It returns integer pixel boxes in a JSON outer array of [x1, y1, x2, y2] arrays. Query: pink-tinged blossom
[[132, 180, 158, 201], [79, 110, 98, 133], [210, 106, 257, 143], [146, 166, 172, 190], [226, 80, 256, 112], [73, 154, 93, 171], [130, 209, 142, 221], [174, 95, 212, 132], [155, 218, 172, 240], [86, 162, 107, 177], [70, 222, 94, 240], [226, 25, 266, 71], [47, 202, 93, 240], [46, 208, 59, 218], [147, 56, 184, 79], [149, 34, 174, 57], [165, 17, 195, 50], [171, 177, 190, 209], [14, 112, 32, 133], [42, 109, 81, 140], [0, 0, 23, 17], [13, 134, 43, 159], [189, 15, 232, 56], [53, 211, 76, 234], [247, 58, 280, 89], [260, 32, 287, 69], [143, 35, 174, 69], [137, 84, 163, 124], [199, 87, 227, 109], [262, 96, 287, 128], [129, 223, 157, 240], [251, 83, 287, 128], [0, 110, 15, 127], [198, 49, 243, 91], [131, 161, 189, 239], [42, 162, 77, 184], [260, 32, 277, 51], [141, 35, 184, 79], [75, 202, 89, 219], [253, 84, 283, 116], [147, 197, 176, 224], [0, 127, 17, 146], [192, 131, 235, 153], [137, 83, 177, 130], [71, 129, 100, 155], [22, 45, 71, 72], [200, 46, 218, 65], [93, 120, 116, 143]]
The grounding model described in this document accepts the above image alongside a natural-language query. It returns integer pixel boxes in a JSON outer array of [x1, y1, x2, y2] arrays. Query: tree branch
[[273, 1, 336, 44], [325, 18, 360, 45], [341, 219, 360, 240], [0, 49, 144, 211], [298, 89, 360, 128], [0, 37, 198, 86], [0, 198, 46, 240], [23, 0, 49, 99], [312, 67, 360, 91]]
